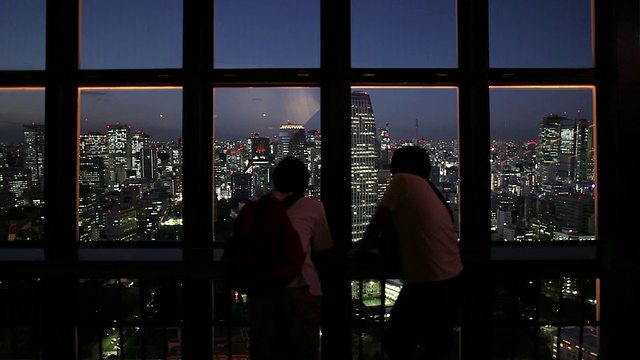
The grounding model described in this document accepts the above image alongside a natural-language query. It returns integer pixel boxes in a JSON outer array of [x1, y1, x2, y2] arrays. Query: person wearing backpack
[[247, 156, 333, 360]]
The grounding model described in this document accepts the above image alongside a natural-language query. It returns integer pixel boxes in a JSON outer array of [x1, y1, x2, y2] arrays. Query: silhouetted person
[[352, 146, 464, 360], [248, 156, 334, 360]]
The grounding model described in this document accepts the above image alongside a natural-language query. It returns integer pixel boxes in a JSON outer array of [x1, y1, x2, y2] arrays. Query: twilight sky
[[0, 0, 593, 143]]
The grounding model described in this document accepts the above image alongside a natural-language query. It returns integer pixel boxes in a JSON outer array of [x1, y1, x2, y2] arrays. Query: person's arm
[[352, 203, 393, 256]]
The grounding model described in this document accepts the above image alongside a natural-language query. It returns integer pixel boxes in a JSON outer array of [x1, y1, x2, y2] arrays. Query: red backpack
[[222, 194, 304, 295]]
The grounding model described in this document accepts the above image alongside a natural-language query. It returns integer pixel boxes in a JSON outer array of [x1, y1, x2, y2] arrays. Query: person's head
[[272, 156, 310, 194], [389, 146, 432, 181]]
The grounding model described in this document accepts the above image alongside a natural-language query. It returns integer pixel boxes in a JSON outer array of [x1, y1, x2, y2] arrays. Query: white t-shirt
[[380, 173, 463, 284], [285, 197, 334, 296]]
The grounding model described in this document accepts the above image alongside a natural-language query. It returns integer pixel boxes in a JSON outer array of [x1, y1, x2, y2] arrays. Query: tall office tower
[[231, 172, 251, 200], [248, 133, 271, 165], [0, 168, 31, 207], [79, 157, 106, 191], [169, 138, 182, 168], [536, 114, 564, 183], [106, 124, 132, 183], [80, 131, 109, 191], [167, 140, 183, 197], [306, 129, 322, 198], [277, 121, 306, 163], [141, 147, 157, 181], [131, 130, 151, 178], [378, 122, 392, 169], [351, 91, 379, 242], [22, 123, 45, 191], [78, 186, 99, 241], [558, 114, 577, 182], [248, 133, 273, 196], [574, 115, 592, 182]]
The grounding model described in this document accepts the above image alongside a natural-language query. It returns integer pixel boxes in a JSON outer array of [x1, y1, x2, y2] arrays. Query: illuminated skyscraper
[[351, 91, 379, 242], [23, 123, 45, 191], [536, 114, 563, 183], [277, 121, 306, 162], [80, 131, 109, 190], [131, 130, 151, 178], [106, 124, 132, 183]]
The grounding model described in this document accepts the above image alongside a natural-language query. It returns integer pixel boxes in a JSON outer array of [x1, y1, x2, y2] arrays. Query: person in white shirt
[[248, 156, 334, 360], [352, 146, 465, 360]]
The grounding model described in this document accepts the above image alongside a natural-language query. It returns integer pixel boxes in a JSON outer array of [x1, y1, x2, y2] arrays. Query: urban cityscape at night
[[0, 0, 619, 359], [0, 90, 595, 245]]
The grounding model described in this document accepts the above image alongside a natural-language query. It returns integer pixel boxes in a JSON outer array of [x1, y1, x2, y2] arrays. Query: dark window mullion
[[319, 0, 353, 359], [180, 2, 214, 360], [457, 1, 493, 360], [41, 1, 80, 358]]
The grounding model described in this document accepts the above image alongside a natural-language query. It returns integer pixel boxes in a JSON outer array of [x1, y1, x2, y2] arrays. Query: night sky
[[0, 0, 593, 142]]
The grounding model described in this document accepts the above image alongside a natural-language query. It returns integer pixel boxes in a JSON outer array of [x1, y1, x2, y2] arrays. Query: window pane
[[489, 0, 592, 68], [493, 278, 599, 358], [0, 89, 45, 242], [350, 88, 458, 243], [490, 88, 595, 242], [81, 0, 183, 69], [214, 0, 320, 68], [0, 0, 46, 70], [79, 89, 182, 242], [213, 88, 321, 241], [351, 0, 456, 68], [77, 278, 183, 359]]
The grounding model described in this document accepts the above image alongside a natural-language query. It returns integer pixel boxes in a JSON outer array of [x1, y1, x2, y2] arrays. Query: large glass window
[[213, 88, 321, 241], [0, 89, 45, 242], [214, 0, 320, 68], [489, 0, 593, 68], [349, 88, 458, 243], [351, 0, 456, 68], [490, 88, 595, 242], [80, 0, 183, 69], [79, 88, 183, 242], [0, 0, 46, 70]]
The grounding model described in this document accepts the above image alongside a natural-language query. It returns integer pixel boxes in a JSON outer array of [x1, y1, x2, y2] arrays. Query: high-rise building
[[378, 122, 392, 169], [574, 115, 592, 182], [277, 121, 306, 162], [351, 91, 379, 242], [141, 147, 157, 181], [536, 114, 564, 183], [0, 168, 31, 207], [106, 124, 132, 183], [307, 129, 322, 198], [248, 133, 271, 165], [131, 130, 151, 178], [104, 204, 137, 241], [80, 131, 109, 189], [22, 123, 45, 191]]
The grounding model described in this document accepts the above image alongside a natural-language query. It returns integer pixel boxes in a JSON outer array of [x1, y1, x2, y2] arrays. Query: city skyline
[[0, 87, 593, 144]]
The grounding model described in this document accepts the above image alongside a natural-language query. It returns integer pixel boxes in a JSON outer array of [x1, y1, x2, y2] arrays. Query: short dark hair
[[389, 146, 432, 181], [272, 156, 310, 194]]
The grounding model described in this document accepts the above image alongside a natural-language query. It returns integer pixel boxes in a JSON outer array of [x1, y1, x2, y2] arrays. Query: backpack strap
[[280, 192, 303, 209]]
